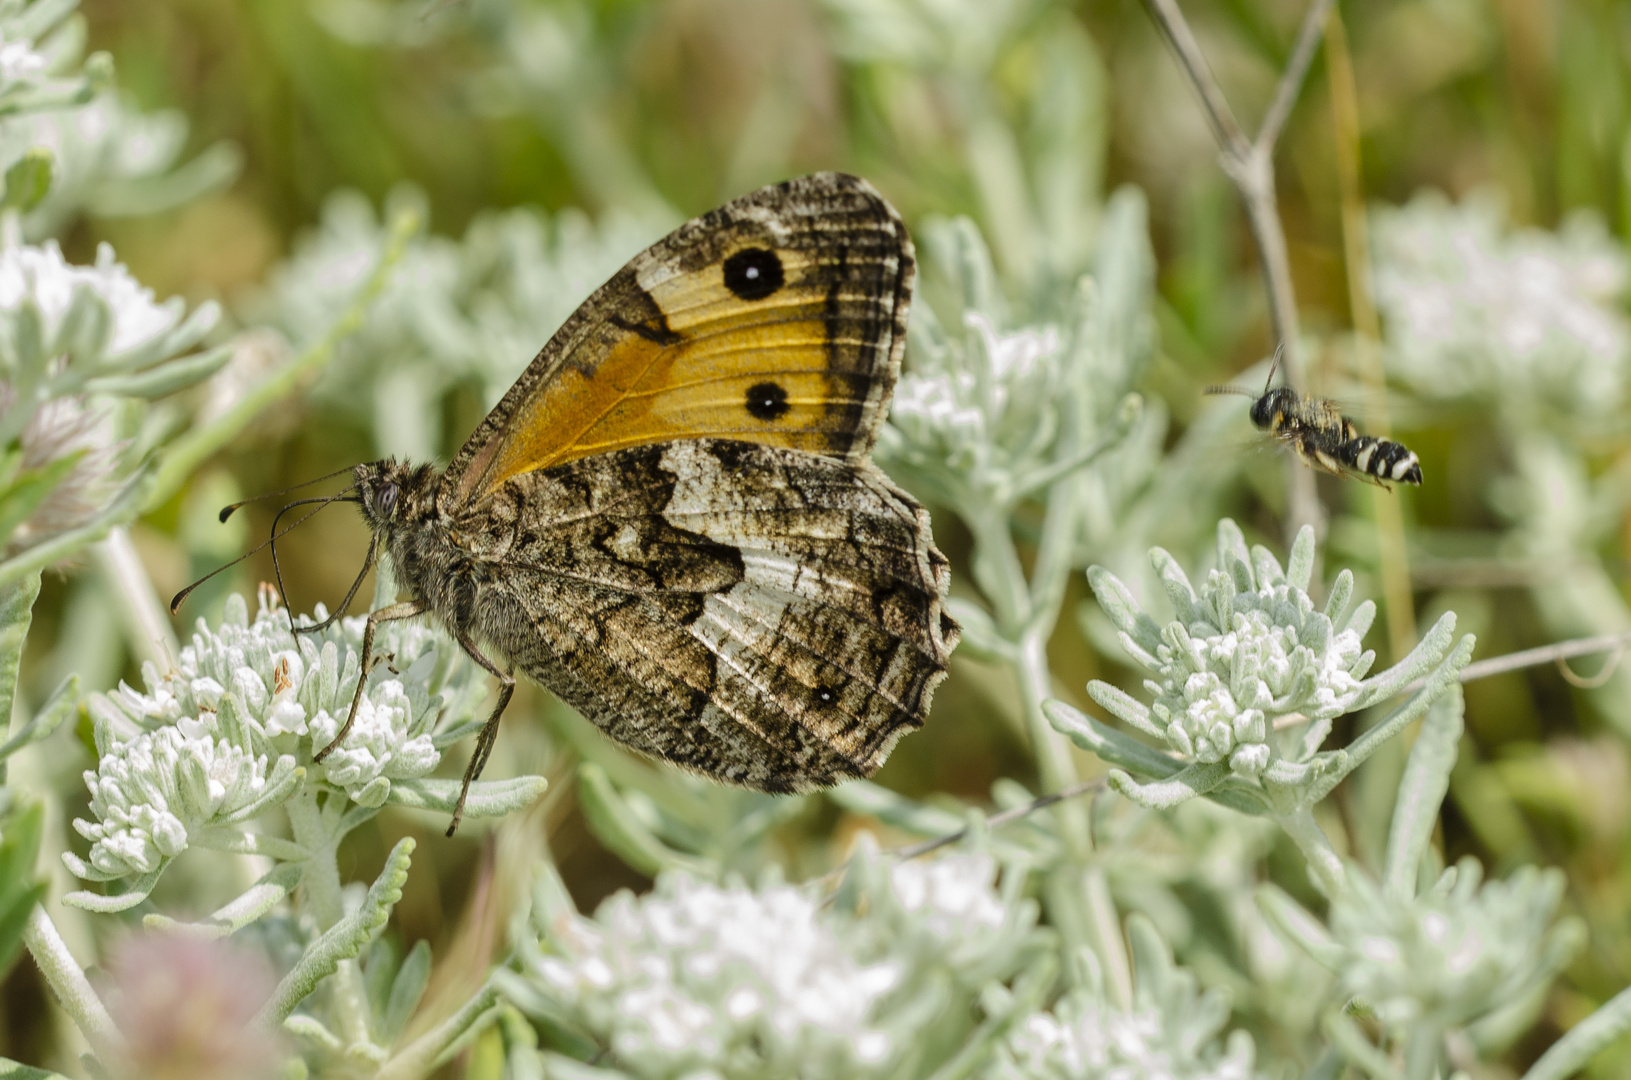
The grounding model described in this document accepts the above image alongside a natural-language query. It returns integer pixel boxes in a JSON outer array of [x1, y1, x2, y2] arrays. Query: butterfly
[[245, 173, 958, 833], [1208, 348, 1422, 489]]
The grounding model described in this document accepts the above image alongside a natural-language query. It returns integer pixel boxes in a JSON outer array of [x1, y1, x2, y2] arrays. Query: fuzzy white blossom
[[70, 591, 485, 884], [531, 873, 902, 1077], [1373, 192, 1631, 417], [0, 240, 183, 357], [0, 237, 222, 558], [72, 725, 287, 877], [0, 33, 44, 85], [1330, 860, 1580, 1031], [878, 211, 1149, 515], [986, 917, 1262, 1080], [1090, 521, 1374, 779], [889, 310, 1064, 491], [308, 674, 441, 806], [991, 991, 1258, 1080], [515, 845, 1045, 1079]]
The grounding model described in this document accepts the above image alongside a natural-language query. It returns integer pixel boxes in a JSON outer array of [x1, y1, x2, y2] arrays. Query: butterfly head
[[353, 460, 437, 534]]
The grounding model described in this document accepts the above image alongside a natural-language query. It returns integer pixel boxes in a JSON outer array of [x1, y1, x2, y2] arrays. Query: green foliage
[[0, 798, 46, 978]]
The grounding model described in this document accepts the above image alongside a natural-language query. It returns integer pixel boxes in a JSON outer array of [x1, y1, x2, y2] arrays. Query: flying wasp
[[1209, 349, 1422, 489]]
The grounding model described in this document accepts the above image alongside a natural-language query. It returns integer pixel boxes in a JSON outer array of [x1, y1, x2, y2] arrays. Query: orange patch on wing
[[479, 248, 865, 492]]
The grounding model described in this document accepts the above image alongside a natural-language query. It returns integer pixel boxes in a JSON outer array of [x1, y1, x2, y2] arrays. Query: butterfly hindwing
[[441, 173, 914, 513], [454, 440, 957, 790]]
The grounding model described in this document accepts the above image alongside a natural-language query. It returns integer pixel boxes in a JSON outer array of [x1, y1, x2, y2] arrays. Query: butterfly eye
[[379, 483, 399, 516], [745, 381, 790, 421], [723, 248, 784, 301]]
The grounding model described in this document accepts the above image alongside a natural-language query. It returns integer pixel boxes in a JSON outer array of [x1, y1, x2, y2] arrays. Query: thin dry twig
[[1139, 0, 1337, 540], [892, 778, 1109, 862], [1458, 631, 1631, 684]]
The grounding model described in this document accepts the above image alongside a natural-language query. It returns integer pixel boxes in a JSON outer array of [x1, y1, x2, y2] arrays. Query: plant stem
[[22, 904, 122, 1057], [964, 486, 1132, 1000], [285, 789, 375, 1048], [93, 527, 177, 669], [1277, 807, 1346, 897], [1139, 0, 1336, 541], [1325, 10, 1416, 660]]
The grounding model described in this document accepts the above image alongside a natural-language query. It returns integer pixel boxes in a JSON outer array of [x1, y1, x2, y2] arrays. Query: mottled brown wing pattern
[[440, 173, 914, 513], [452, 440, 958, 790]]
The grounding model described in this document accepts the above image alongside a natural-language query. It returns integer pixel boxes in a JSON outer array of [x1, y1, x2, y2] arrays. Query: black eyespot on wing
[[723, 248, 784, 301], [745, 381, 790, 421]]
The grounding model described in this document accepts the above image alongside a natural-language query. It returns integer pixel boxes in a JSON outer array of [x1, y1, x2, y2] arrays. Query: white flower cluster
[[0, 239, 220, 555], [533, 874, 901, 1077], [0, 30, 43, 87], [73, 725, 291, 878], [882, 217, 1074, 508], [1093, 522, 1375, 779], [1331, 860, 1576, 1030], [889, 306, 1065, 495], [2, 93, 233, 238], [69, 592, 479, 880], [990, 989, 1258, 1080], [250, 189, 662, 460], [0, 0, 66, 109], [521, 849, 1041, 1079], [0, 240, 183, 359], [1372, 191, 1631, 418], [880, 210, 1151, 514], [985, 915, 1263, 1080]]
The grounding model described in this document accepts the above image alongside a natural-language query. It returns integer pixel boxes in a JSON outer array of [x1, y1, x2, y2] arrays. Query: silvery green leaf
[[0, 674, 77, 762], [0, 800, 46, 977], [81, 343, 229, 399], [384, 775, 548, 819], [140, 861, 303, 938], [1383, 686, 1464, 903], [0, 147, 50, 212], [256, 838, 415, 1026], [380, 939, 432, 1046], [576, 762, 711, 879]]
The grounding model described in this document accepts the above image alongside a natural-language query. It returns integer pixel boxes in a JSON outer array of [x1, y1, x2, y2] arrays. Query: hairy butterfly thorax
[[176, 173, 959, 835]]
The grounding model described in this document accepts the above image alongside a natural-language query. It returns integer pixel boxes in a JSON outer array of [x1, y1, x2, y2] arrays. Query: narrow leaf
[[256, 838, 415, 1026], [1384, 685, 1464, 903]]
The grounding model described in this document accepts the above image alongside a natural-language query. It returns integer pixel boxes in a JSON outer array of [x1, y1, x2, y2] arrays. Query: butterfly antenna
[[296, 532, 381, 637], [1262, 342, 1285, 395], [217, 465, 358, 523], [170, 489, 361, 615], [266, 491, 362, 634]]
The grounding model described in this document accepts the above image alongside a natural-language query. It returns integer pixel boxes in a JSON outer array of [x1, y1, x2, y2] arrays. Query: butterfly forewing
[[441, 174, 913, 512]]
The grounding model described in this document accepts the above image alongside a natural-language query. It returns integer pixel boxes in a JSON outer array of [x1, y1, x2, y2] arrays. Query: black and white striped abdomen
[[1342, 435, 1421, 485]]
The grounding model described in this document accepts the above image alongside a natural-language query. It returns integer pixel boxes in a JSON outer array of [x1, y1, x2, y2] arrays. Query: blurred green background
[[7, 0, 1631, 1072]]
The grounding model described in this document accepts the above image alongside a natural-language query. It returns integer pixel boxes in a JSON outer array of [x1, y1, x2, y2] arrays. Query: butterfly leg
[[314, 599, 428, 764], [448, 630, 515, 837]]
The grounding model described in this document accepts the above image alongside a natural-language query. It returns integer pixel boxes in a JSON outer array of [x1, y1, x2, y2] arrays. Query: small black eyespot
[[817, 687, 834, 704], [745, 381, 790, 421], [723, 248, 784, 301], [379, 483, 399, 516]]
